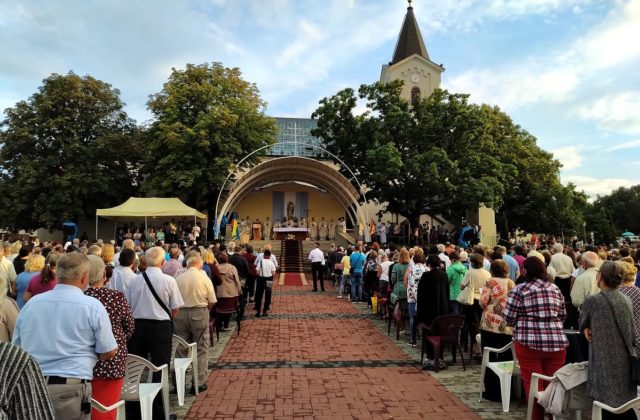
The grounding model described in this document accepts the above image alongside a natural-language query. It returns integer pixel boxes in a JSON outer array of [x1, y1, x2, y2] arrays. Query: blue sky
[[1, 0, 639, 198]]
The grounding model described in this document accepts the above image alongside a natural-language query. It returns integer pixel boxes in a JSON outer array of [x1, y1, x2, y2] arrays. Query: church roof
[[391, 5, 429, 65]]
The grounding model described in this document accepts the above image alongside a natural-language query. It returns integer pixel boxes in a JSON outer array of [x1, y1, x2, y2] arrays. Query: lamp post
[[583, 221, 587, 244]]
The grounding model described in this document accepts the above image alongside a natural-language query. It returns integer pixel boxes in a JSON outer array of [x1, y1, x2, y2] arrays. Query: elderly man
[[112, 238, 135, 266], [174, 255, 216, 393], [109, 248, 137, 296], [13, 253, 117, 420], [570, 251, 599, 308], [437, 244, 451, 269], [0, 242, 17, 297], [126, 247, 183, 420]]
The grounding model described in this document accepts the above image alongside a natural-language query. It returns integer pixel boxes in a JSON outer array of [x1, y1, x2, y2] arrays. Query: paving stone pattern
[[179, 278, 524, 419]]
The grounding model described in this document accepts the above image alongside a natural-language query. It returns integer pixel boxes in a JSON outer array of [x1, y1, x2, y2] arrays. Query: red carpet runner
[[279, 272, 306, 286]]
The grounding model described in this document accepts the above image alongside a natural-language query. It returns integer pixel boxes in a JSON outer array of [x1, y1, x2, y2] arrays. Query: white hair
[[437, 244, 445, 253], [145, 246, 166, 267], [123, 239, 135, 250], [581, 251, 598, 268], [553, 243, 564, 253], [186, 255, 203, 268], [87, 255, 106, 285]]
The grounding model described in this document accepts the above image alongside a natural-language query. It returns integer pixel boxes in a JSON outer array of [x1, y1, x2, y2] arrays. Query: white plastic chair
[[527, 373, 584, 420], [121, 354, 170, 420], [91, 398, 125, 420], [171, 334, 199, 406], [478, 342, 520, 412], [592, 397, 640, 420]]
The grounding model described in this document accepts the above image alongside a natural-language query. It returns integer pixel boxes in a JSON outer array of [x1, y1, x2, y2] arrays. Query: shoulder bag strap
[[141, 271, 172, 319], [601, 292, 635, 357]]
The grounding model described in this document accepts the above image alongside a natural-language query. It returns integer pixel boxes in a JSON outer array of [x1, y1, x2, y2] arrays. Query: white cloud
[[551, 146, 583, 169], [563, 175, 637, 197], [577, 92, 640, 135], [444, 0, 640, 112], [607, 139, 640, 151]]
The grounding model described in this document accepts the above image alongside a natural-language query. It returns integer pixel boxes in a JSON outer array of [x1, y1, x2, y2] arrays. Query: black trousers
[[255, 276, 272, 315], [127, 319, 173, 420], [244, 275, 256, 300], [311, 262, 324, 291]]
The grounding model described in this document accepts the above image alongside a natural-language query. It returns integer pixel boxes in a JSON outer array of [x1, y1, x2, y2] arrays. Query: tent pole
[[145, 217, 148, 240], [114, 222, 116, 241], [95, 215, 98, 242]]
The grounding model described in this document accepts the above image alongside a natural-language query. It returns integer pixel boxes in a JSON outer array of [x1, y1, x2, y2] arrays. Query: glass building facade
[[268, 117, 327, 158]]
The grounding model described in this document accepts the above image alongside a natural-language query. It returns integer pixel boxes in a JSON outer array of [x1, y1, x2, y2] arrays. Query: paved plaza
[[174, 279, 528, 419]]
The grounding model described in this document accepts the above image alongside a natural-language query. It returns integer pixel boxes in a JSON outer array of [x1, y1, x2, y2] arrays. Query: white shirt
[[108, 265, 137, 296], [570, 267, 599, 307], [308, 248, 325, 263], [256, 258, 277, 278], [0, 256, 17, 287], [439, 253, 452, 269], [126, 267, 184, 321], [255, 252, 278, 270], [379, 261, 393, 281]]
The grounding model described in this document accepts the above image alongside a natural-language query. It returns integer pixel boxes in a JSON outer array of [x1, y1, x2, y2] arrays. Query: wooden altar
[[273, 227, 308, 241]]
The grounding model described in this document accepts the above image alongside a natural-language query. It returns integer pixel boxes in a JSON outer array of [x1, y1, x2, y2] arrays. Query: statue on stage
[[286, 201, 294, 221], [328, 219, 336, 240], [337, 217, 347, 233], [309, 217, 318, 241], [376, 219, 387, 244], [264, 217, 272, 240], [319, 217, 328, 240], [272, 218, 281, 240]]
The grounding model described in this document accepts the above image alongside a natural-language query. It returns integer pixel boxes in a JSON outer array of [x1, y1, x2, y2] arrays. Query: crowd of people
[[322, 239, 640, 419], [0, 237, 279, 420]]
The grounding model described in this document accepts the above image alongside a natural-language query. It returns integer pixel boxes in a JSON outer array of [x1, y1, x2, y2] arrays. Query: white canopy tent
[[96, 197, 208, 241]]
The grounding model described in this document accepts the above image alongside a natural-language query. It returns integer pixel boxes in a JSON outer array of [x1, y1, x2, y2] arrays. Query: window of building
[[411, 86, 421, 102]]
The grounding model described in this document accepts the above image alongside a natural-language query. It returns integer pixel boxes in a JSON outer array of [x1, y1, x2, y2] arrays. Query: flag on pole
[[231, 219, 238, 239]]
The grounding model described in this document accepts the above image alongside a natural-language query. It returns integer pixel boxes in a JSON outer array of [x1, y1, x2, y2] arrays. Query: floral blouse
[[407, 263, 428, 304], [480, 277, 515, 335], [85, 287, 135, 379]]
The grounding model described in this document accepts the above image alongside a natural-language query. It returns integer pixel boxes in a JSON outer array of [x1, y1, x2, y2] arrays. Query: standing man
[[0, 242, 17, 297], [308, 242, 325, 292], [550, 243, 578, 328], [263, 217, 272, 241], [255, 250, 277, 318], [126, 247, 183, 420], [349, 244, 366, 302], [13, 253, 117, 420], [243, 245, 258, 304], [174, 255, 216, 393]]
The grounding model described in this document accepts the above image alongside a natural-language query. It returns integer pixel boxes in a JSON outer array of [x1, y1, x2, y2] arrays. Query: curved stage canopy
[[216, 157, 368, 238]]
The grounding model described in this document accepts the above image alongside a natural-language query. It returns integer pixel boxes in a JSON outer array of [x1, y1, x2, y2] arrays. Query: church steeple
[[391, 1, 429, 65]]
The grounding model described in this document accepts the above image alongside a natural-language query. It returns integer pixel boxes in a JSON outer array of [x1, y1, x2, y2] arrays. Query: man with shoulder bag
[[126, 247, 184, 420]]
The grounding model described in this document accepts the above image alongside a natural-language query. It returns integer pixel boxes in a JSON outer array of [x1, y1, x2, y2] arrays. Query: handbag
[[334, 263, 344, 270], [601, 292, 640, 385], [456, 279, 474, 306]]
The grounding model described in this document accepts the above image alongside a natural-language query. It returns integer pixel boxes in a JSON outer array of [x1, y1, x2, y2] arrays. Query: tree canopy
[[311, 81, 582, 234], [0, 72, 142, 230], [584, 185, 640, 244], [142, 62, 277, 214]]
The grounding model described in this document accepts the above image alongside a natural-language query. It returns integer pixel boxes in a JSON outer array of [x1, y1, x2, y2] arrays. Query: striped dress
[[0, 342, 55, 419]]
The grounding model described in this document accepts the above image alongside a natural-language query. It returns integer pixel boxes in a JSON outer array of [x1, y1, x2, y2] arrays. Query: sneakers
[[337, 295, 343, 299]]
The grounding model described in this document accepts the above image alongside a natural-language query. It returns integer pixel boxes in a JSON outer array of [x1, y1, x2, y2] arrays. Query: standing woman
[[15, 254, 45, 309], [446, 251, 467, 315], [618, 257, 640, 347], [503, 257, 567, 420], [13, 245, 31, 276], [479, 259, 515, 401], [460, 253, 491, 357], [215, 253, 242, 329], [23, 252, 58, 302], [390, 248, 410, 305], [84, 256, 135, 420], [580, 261, 636, 419], [405, 253, 428, 347]]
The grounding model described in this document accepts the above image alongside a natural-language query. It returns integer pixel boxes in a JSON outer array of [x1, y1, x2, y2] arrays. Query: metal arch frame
[[214, 142, 370, 240]]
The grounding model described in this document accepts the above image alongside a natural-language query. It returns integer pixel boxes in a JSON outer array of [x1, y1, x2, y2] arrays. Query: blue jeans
[[339, 274, 349, 297], [408, 302, 417, 344], [350, 272, 363, 301], [449, 300, 463, 315]]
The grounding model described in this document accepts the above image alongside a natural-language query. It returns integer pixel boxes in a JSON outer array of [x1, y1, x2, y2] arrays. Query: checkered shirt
[[503, 278, 568, 352]]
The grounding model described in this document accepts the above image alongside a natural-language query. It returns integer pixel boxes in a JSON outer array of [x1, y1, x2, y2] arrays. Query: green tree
[[143, 62, 277, 214], [584, 185, 640, 244], [312, 82, 522, 228], [0, 72, 141, 230]]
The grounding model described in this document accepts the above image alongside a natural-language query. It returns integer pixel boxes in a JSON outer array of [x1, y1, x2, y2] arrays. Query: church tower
[[380, 1, 444, 102]]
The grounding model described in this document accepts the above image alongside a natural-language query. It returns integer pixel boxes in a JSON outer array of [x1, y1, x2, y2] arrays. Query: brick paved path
[[185, 278, 480, 419]]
